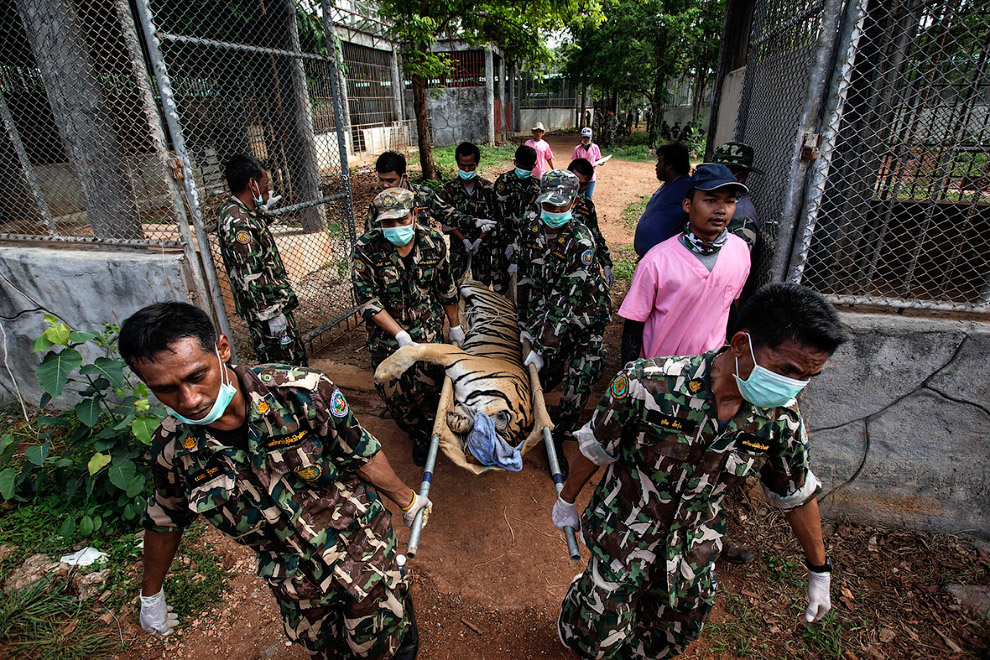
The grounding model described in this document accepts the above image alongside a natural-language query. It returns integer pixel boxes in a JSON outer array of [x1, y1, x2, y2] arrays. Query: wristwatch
[[806, 556, 833, 573]]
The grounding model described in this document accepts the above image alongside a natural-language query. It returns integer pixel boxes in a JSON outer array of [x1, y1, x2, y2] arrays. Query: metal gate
[[134, 0, 357, 359]]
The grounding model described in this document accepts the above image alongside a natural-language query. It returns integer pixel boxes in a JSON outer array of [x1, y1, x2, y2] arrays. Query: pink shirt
[[619, 233, 751, 359], [525, 139, 555, 180], [571, 142, 602, 181]]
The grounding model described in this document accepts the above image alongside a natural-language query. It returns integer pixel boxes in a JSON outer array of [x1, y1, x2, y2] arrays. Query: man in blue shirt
[[632, 142, 693, 257]]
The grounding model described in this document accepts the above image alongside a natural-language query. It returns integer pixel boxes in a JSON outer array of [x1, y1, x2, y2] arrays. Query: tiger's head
[[447, 399, 526, 446]]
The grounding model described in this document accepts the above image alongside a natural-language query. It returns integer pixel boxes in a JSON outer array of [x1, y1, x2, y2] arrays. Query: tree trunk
[[411, 73, 438, 180], [16, 0, 142, 240]]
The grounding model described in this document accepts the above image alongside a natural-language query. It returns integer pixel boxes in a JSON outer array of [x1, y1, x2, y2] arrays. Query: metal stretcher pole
[[406, 431, 440, 559]]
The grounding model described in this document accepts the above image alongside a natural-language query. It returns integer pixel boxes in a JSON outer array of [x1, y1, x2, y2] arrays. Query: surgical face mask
[[166, 346, 237, 425], [733, 334, 809, 408], [250, 182, 265, 210], [458, 169, 477, 181], [541, 208, 572, 229], [383, 223, 415, 246], [515, 167, 533, 179], [581, 138, 591, 146]]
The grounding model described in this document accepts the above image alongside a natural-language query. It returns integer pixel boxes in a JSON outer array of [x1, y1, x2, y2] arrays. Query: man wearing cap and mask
[[493, 145, 541, 294], [512, 170, 611, 476], [553, 282, 847, 660], [571, 128, 603, 199], [120, 301, 428, 660], [216, 154, 307, 366], [352, 188, 463, 465]]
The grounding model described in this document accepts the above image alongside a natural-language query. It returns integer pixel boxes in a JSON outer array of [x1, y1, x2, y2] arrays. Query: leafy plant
[[0, 316, 164, 541]]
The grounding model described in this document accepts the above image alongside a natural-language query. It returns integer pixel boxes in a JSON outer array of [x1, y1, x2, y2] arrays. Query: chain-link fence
[[136, 0, 357, 357]]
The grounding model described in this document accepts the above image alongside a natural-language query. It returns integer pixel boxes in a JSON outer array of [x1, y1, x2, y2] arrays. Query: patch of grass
[[763, 553, 804, 589], [607, 144, 656, 162], [612, 258, 637, 284], [164, 528, 233, 620], [801, 610, 848, 660], [706, 592, 772, 657], [620, 193, 651, 230]]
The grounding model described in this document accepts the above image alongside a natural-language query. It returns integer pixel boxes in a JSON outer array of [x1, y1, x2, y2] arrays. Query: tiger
[[373, 281, 535, 470]]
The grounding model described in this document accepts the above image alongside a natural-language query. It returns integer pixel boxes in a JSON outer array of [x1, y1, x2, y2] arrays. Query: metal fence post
[[132, 0, 238, 362]]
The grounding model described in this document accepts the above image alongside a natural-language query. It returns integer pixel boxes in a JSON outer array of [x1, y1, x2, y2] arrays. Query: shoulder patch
[[610, 373, 630, 400], [295, 465, 323, 481], [581, 249, 594, 265], [330, 389, 349, 418], [235, 229, 251, 244], [353, 259, 366, 273]]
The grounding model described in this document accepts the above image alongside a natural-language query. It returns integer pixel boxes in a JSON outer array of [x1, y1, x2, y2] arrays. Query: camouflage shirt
[[572, 196, 613, 270], [365, 183, 479, 234], [142, 365, 398, 600], [351, 224, 458, 355], [574, 350, 822, 603], [439, 176, 495, 239], [493, 170, 541, 238], [216, 197, 297, 322], [514, 212, 611, 353]]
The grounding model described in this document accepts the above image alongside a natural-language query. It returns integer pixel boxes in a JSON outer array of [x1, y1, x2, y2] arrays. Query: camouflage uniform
[[514, 209, 611, 437], [559, 351, 823, 659], [216, 197, 307, 366], [351, 215, 457, 450], [492, 170, 541, 294], [439, 176, 496, 284], [364, 182, 479, 236], [142, 365, 409, 659], [572, 196, 613, 272]]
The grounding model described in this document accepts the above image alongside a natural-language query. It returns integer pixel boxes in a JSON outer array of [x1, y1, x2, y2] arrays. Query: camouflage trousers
[[540, 325, 607, 437], [247, 309, 308, 367], [558, 554, 716, 660], [371, 351, 443, 447]]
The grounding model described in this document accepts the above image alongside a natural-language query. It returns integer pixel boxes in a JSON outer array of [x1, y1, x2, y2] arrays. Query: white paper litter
[[59, 547, 109, 566]]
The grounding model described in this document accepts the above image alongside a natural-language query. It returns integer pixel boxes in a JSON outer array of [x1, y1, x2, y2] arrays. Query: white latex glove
[[804, 571, 832, 623], [507, 263, 518, 275], [448, 325, 465, 346], [603, 266, 614, 287], [462, 238, 474, 253], [395, 330, 417, 348], [139, 589, 179, 637], [519, 330, 533, 346], [402, 492, 433, 528], [552, 496, 580, 531], [504, 244, 514, 259], [523, 350, 544, 371], [267, 313, 288, 335], [469, 238, 483, 254], [262, 192, 282, 211], [475, 218, 496, 232]]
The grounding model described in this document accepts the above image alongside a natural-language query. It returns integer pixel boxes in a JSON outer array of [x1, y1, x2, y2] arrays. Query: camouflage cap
[[536, 169, 579, 206], [372, 187, 415, 220], [711, 142, 764, 174]]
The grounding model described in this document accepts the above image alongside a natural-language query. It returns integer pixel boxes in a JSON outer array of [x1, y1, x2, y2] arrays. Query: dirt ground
[[115, 138, 989, 660]]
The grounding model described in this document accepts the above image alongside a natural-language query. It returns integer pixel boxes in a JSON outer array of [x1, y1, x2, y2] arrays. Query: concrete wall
[[0, 246, 200, 407], [405, 87, 489, 147], [518, 108, 575, 134], [802, 312, 990, 539], [713, 66, 746, 147]]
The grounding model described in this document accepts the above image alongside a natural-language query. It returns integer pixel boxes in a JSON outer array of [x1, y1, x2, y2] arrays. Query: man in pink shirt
[[571, 127, 603, 199], [619, 163, 751, 361], [525, 122, 554, 180]]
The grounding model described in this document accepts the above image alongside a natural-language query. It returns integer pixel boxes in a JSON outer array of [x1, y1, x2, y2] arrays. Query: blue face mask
[[383, 223, 415, 246], [458, 169, 477, 180], [166, 347, 237, 425], [733, 334, 809, 408], [541, 209, 572, 229], [515, 167, 533, 179]]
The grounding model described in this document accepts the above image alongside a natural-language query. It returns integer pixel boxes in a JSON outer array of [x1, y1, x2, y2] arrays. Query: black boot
[[392, 596, 419, 660]]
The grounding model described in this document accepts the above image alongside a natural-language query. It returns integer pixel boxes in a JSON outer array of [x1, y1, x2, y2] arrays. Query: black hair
[[737, 283, 848, 355], [455, 142, 481, 165], [119, 302, 218, 369], [655, 142, 690, 176], [376, 151, 406, 176], [514, 145, 537, 169], [224, 154, 265, 194], [568, 158, 594, 177]]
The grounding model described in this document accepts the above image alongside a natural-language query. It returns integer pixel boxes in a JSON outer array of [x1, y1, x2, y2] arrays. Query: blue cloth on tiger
[[466, 411, 523, 471]]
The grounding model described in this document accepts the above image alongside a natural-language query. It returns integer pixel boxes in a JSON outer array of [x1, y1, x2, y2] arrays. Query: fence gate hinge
[[170, 157, 184, 179], [801, 132, 819, 161]]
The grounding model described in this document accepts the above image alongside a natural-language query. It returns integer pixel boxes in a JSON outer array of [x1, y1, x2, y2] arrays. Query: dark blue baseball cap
[[684, 163, 748, 198]]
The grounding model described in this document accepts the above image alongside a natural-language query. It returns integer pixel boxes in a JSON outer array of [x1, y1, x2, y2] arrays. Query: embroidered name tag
[[264, 429, 309, 450], [737, 433, 771, 452], [420, 259, 439, 267], [646, 410, 697, 435], [189, 456, 226, 486]]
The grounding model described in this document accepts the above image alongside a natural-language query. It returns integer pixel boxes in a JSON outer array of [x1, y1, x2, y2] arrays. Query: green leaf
[[113, 413, 135, 431], [44, 323, 71, 346], [107, 458, 136, 490], [92, 515, 102, 533], [69, 330, 99, 344], [25, 443, 48, 466], [78, 515, 94, 537], [126, 474, 146, 498], [135, 398, 150, 412], [33, 334, 54, 352], [74, 398, 102, 427], [87, 452, 111, 475], [131, 416, 159, 445], [0, 468, 17, 500], [36, 348, 83, 398], [79, 357, 126, 389], [123, 503, 135, 520], [60, 516, 76, 539], [54, 457, 73, 468]]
